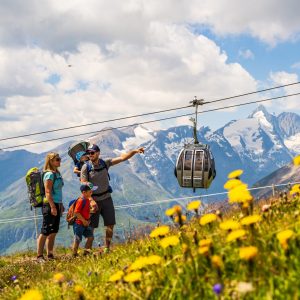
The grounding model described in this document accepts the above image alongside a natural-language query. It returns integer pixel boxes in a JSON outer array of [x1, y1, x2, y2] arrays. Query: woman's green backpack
[[25, 167, 45, 208]]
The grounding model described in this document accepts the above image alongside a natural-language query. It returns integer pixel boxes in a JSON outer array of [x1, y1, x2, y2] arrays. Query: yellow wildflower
[[277, 229, 294, 249], [226, 229, 247, 243], [173, 205, 182, 213], [109, 271, 124, 282], [241, 215, 262, 226], [159, 235, 180, 249], [19, 289, 43, 300], [129, 255, 162, 271], [211, 255, 224, 269], [228, 185, 252, 203], [199, 238, 212, 247], [187, 200, 201, 211], [129, 257, 148, 271], [293, 155, 300, 166], [165, 207, 176, 217], [124, 271, 142, 283], [239, 246, 258, 260], [53, 273, 65, 283], [219, 220, 240, 231], [228, 169, 243, 179], [74, 285, 84, 295], [200, 213, 217, 226], [174, 215, 187, 223], [290, 184, 300, 195], [198, 246, 209, 255], [149, 225, 170, 238], [146, 255, 162, 265], [224, 179, 243, 190]]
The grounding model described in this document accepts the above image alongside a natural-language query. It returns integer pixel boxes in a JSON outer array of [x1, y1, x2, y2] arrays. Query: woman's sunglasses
[[54, 157, 61, 162]]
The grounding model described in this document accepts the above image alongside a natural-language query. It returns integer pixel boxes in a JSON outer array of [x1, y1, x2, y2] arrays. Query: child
[[73, 151, 89, 177], [72, 182, 98, 256]]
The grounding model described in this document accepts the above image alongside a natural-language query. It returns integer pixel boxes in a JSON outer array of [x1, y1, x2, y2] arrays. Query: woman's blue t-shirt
[[43, 171, 63, 204]]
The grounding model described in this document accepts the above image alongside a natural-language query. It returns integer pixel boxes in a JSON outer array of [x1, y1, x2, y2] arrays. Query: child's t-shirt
[[74, 197, 91, 226]]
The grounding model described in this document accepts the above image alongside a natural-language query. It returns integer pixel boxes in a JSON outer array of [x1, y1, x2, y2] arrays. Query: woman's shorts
[[41, 203, 61, 236]]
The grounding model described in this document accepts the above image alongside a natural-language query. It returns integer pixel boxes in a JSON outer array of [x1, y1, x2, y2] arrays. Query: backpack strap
[[86, 159, 110, 181]]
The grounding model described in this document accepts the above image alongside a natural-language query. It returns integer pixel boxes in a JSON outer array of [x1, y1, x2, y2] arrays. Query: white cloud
[[2, 0, 300, 152], [269, 71, 300, 110], [238, 49, 254, 60], [0, 22, 257, 152]]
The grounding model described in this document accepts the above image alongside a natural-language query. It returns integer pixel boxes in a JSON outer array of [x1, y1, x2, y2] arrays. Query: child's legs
[[83, 226, 94, 250], [73, 223, 84, 254], [73, 240, 80, 255]]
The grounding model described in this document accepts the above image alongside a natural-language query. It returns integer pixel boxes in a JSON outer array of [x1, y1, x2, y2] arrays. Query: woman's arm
[[44, 179, 57, 216]]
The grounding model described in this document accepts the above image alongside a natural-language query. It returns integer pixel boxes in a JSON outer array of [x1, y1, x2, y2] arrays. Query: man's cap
[[76, 151, 87, 161], [80, 182, 98, 192], [87, 144, 100, 152]]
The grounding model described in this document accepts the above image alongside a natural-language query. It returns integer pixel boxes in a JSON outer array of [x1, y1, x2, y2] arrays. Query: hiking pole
[[33, 208, 38, 239]]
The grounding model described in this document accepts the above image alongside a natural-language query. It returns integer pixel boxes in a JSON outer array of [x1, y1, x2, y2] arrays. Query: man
[[80, 144, 144, 252]]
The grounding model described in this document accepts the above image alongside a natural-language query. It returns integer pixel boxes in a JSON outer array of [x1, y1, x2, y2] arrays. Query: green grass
[[1, 193, 300, 299]]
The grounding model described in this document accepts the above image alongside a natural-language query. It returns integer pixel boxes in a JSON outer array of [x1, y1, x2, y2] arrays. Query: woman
[[37, 152, 64, 262]]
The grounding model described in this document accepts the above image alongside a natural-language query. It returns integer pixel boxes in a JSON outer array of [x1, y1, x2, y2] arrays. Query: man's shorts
[[73, 223, 94, 243], [90, 196, 116, 228], [41, 203, 61, 236]]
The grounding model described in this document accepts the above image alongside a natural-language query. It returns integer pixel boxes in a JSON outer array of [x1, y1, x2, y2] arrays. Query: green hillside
[[1, 170, 300, 299]]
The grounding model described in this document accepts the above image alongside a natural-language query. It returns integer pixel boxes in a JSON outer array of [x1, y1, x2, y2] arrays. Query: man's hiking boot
[[36, 255, 46, 263], [47, 254, 55, 260]]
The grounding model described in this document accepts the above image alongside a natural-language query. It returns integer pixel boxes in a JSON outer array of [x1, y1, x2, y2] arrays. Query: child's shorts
[[73, 223, 94, 242]]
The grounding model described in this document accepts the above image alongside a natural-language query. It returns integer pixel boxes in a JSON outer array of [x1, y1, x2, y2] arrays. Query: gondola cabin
[[175, 144, 216, 189]]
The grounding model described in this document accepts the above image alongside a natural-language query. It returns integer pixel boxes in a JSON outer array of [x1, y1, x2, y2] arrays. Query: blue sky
[[0, 0, 300, 152]]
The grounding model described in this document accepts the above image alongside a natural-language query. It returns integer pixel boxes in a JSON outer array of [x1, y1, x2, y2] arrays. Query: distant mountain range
[[0, 105, 299, 254]]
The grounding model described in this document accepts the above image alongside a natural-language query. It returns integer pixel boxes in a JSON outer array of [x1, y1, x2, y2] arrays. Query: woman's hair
[[43, 152, 60, 172]]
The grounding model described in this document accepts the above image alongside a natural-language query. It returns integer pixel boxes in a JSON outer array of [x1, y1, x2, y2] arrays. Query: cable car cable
[[1, 81, 299, 142], [1, 90, 300, 151]]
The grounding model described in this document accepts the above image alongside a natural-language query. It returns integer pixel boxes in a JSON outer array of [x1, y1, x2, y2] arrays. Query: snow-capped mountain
[[0, 105, 299, 254]]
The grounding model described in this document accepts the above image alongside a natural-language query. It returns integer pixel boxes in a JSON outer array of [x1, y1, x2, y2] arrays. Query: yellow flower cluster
[[149, 226, 170, 238], [228, 184, 252, 204], [74, 285, 84, 295], [159, 235, 180, 249], [187, 200, 201, 211], [211, 255, 224, 269], [239, 246, 258, 260], [174, 215, 187, 223], [228, 169, 243, 179], [241, 214, 262, 226], [200, 213, 217, 226], [109, 271, 125, 282], [19, 289, 43, 300], [199, 238, 212, 247], [165, 207, 176, 217], [129, 255, 162, 271], [277, 229, 294, 249], [53, 273, 65, 283], [290, 184, 300, 195], [124, 271, 142, 283], [293, 155, 300, 166], [219, 220, 240, 231], [226, 229, 247, 243], [224, 179, 243, 190]]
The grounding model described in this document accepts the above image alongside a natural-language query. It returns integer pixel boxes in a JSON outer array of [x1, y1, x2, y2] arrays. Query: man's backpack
[[25, 168, 58, 208], [66, 198, 86, 227]]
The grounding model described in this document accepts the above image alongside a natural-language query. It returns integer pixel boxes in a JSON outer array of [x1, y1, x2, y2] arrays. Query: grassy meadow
[[1, 159, 300, 300]]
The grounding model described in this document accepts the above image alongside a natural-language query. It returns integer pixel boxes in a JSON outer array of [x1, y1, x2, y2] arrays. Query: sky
[[0, 0, 300, 153]]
